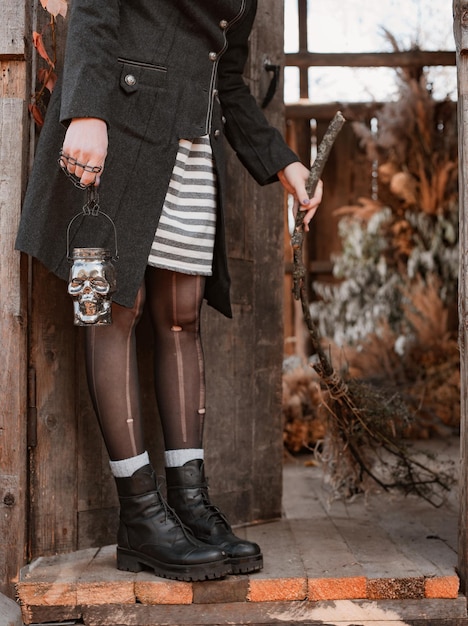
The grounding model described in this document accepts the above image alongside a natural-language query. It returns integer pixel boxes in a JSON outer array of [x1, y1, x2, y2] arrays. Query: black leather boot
[[166, 460, 263, 574], [114, 464, 230, 581]]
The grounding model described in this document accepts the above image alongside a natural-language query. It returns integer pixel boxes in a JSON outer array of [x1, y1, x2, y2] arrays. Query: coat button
[[213, 88, 219, 97], [209, 51, 217, 61], [124, 74, 137, 86], [219, 19, 228, 29], [214, 129, 221, 138]]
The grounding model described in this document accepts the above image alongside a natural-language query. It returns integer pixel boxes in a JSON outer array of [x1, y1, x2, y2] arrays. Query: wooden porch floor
[[16, 436, 467, 625]]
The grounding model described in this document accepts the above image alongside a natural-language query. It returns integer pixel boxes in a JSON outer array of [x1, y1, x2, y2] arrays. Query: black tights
[[85, 267, 206, 461]]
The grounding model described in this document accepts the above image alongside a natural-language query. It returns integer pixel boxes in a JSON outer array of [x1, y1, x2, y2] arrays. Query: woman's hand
[[278, 161, 323, 232], [60, 118, 108, 187]]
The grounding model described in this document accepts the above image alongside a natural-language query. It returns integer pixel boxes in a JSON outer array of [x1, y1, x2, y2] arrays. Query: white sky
[[284, 0, 456, 102]]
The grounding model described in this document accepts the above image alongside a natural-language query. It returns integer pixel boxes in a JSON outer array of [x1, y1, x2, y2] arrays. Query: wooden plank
[[201, 0, 285, 525], [76, 545, 135, 605], [283, 456, 459, 600], [297, 0, 308, 98], [454, 0, 468, 596], [249, 0, 285, 524], [191, 577, 248, 605], [286, 100, 384, 120], [308, 120, 365, 275], [243, 520, 307, 602], [29, 266, 79, 558], [0, 59, 28, 597], [202, 299, 257, 525], [17, 547, 98, 608], [377, 507, 458, 579], [136, 573, 193, 605], [21, 604, 81, 625], [0, 3, 26, 59], [287, 518, 366, 599], [286, 100, 456, 123], [285, 50, 456, 69], [81, 598, 468, 625], [76, 331, 120, 550]]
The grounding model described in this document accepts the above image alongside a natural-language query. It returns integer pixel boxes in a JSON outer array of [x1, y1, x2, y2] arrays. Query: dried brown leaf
[[32, 31, 55, 68], [28, 103, 44, 127]]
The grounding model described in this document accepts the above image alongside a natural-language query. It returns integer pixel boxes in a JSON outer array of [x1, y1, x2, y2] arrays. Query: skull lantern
[[68, 248, 116, 325]]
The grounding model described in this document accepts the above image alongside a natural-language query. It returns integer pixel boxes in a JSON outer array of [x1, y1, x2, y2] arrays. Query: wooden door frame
[[2, 0, 467, 600], [0, 0, 30, 598], [454, 0, 468, 595]]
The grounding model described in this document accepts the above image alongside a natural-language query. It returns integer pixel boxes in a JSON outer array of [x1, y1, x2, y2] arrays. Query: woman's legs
[[85, 284, 146, 464], [146, 267, 262, 574], [145, 266, 206, 463], [84, 282, 229, 580]]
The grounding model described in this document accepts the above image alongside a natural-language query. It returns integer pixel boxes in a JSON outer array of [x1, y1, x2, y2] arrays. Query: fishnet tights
[[85, 267, 206, 460]]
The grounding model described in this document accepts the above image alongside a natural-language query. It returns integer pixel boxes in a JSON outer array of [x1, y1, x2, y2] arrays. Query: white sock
[[109, 450, 150, 478], [164, 448, 204, 468]]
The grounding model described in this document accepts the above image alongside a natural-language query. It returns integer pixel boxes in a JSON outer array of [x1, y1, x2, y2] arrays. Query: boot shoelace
[[199, 486, 230, 529], [154, 480, 200, 544]]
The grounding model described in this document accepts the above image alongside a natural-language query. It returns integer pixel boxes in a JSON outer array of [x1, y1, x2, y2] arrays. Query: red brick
[[424, 575, 459, 599], [76, 581, 135, 605], [308, 576, 367, 601], [247, 578, 307, 602], [367, 577, 425, 599], [17, 582, 76, 607], [192, 577, 248, 604], [135, 579, 193, 605]]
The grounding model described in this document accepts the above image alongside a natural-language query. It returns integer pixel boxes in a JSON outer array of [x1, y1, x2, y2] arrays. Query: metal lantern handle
[[66, 187, 119, 261]]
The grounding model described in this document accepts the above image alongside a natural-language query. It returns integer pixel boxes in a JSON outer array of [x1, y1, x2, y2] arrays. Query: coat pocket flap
[[119, 59, 167, 94]]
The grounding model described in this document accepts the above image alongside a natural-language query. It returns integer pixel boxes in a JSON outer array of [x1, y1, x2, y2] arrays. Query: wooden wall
[[24, 0, 287, 564], [0, 2, 29, 597]]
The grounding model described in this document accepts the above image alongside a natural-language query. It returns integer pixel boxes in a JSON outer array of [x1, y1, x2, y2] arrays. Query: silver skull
[[68, 248, 116, 325]]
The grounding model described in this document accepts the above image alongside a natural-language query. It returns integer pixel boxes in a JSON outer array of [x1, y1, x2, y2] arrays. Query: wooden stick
[[291, 111, 346, 376]]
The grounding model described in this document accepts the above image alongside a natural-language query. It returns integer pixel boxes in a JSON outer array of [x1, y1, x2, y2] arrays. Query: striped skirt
[[147, 135, 217, 276]]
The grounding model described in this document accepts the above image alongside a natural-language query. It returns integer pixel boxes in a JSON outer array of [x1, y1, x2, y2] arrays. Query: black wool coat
[[16, 0, 299, 317]]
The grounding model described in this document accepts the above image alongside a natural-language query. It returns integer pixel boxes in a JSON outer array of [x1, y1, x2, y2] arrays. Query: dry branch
[[290, 112, 453, 505]]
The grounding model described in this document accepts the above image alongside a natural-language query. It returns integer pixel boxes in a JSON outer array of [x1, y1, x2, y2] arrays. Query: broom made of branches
[[291, 112, 452, 506]]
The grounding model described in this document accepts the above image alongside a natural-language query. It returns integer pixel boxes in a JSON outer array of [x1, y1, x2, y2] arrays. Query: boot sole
[[229, 553, 264, 575], [116, 547, 231, 582]]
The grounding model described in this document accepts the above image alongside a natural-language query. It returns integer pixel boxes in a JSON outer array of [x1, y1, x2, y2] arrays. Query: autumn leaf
[[41, 0, 67, 18], [29, 103, 44, 127], [32, 31, 55, 68], [38, 68, 58, 93]]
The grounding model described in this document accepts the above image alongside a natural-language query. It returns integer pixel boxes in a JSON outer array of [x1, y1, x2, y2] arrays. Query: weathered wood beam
[[0, 1, 29, 599], [286, 101, 383, 121], [1, 2, 27, 58], [0, 54, 25, 61], [285, 99, 457, 122], [297, 0, 308, 99], [285, 50, 456, 68], [454, 0, 468, 597]]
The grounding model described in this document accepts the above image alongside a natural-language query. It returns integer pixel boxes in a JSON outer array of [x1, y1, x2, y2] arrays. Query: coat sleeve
[[217, 0, 300, 186], [59, 0, 121, 126]]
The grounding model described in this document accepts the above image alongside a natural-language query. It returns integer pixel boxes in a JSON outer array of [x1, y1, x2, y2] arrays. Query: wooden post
[[0, 2, 29, 597], [454, 0, 468, 594]]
